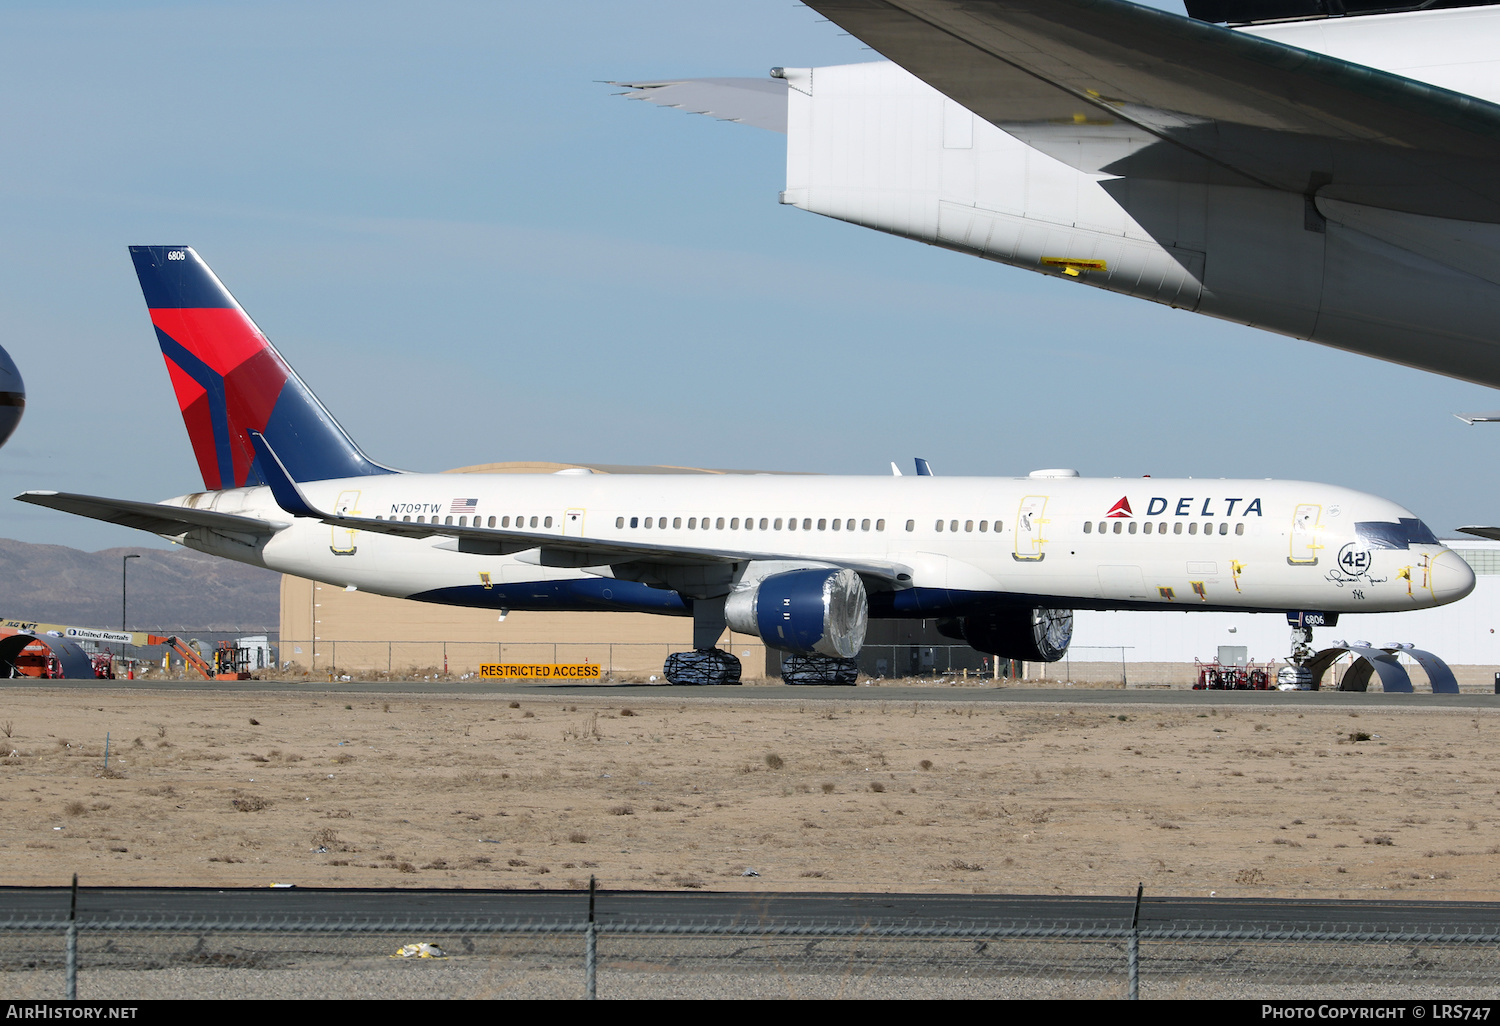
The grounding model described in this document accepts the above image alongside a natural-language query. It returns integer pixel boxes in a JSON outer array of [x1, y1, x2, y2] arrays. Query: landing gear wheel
[[663, 649, 742, 685], [781, 654, 859, 686]]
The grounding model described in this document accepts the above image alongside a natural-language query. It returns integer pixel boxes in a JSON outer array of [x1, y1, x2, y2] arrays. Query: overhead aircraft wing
[[802, 0, 1500, 221], [1458, 526, 1500, 541], [16, 490, 288, 538], [610, 78, 789, 132], [249, 434, 912, 588]]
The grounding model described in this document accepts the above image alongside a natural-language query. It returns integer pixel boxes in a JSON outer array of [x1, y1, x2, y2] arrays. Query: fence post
[[65, 873, 78, 1000], [1128, 881, 1143, 1000], [585, 875, 597, 1000]]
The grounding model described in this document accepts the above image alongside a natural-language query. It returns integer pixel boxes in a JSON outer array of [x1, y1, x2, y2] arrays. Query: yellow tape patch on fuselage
[[1040, 257, 1108, 275], [479, 664, 602, 679]]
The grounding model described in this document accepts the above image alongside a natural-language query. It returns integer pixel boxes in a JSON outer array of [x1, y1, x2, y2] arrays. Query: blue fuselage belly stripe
[[155, 327, 242, 490], [408, 579, 691, 615]]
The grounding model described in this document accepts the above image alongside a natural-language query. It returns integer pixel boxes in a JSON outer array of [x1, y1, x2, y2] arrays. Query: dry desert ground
[[1, 685, 1498, 901]]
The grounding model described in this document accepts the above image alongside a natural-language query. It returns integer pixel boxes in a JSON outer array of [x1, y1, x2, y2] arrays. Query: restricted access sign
[[478, 664, 602, 679]]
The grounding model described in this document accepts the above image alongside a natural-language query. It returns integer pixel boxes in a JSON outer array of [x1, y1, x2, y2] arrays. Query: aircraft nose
[[1432, 548, 1476, 605]]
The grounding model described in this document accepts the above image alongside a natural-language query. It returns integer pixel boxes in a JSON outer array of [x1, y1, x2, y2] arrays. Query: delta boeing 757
[[15, 247, 1474, 684]]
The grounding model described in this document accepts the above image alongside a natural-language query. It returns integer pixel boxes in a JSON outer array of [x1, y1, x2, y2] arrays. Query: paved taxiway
[[10, 679, 1500, 709]]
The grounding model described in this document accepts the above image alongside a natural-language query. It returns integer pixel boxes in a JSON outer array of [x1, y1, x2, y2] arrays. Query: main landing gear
[[662, 596, 742, 686], [660, 596, 861, 685]]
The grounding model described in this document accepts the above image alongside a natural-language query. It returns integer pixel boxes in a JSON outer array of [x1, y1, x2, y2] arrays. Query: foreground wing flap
[[804, 0, 1500, 219]]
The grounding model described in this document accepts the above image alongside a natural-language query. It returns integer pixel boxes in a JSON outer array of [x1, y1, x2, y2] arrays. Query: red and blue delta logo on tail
[[130, 247, 391, 490]]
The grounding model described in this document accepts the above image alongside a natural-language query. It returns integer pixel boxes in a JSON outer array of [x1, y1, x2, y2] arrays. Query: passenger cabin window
[[965, 520, 974, 533], [905, 520, 914, 532], [803, 519, 812, 530], [1142, 522, 1151, 535], [716, 518, 725, 529], [1188, 523, 1198, 535], [1235, 523, 1244, 536], [935, 520, 944, 532], [629, 517, 638, 528], [616, 517, 624, 528], [1174, 523, 1183, 535], [979, 520, 988, 532], [876, 519, 885, 531], [1084, 522, 1092, 534], [1128, 522, 1137, 534], [831, 519, 840, 531], [818, 519, 827, 530], [488, 517, 496, 528], [861, 519, 871, 531], [673, 517, 682, 529], [1219, 523, 1228, 535], [760, 518, 769, 530]]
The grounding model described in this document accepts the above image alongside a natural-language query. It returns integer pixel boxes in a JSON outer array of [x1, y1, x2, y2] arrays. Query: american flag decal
[[449, 498, 478, 514]]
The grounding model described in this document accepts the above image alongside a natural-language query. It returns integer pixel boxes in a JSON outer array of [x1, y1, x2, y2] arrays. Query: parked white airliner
[[16, 247, 1474, 683]]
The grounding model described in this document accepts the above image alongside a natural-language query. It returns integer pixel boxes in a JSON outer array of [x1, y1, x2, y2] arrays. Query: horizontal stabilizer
[[611, 78, 788, 133], [1455, 412, 1500, 424], [15, 490, 286, 538], [1458, 526, 1500, 541]]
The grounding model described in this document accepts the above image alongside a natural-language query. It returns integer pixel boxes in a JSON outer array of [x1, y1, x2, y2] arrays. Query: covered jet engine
[[938, 607, 1073, 663], [725, 566, 868, 658], [0, 345, 24, 449]]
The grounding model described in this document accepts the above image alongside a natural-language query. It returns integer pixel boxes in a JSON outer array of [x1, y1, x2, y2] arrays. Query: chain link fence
[[6, 889, 1500, 999]]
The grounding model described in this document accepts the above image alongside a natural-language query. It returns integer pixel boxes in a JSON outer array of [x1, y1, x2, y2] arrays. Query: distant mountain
[[0, 538, 278, 631]]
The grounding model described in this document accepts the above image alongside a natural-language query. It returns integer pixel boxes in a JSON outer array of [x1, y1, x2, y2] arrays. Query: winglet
[[914, 458, 934, 477], [890, 462, 902, 477], [249, 431, 323, 519]]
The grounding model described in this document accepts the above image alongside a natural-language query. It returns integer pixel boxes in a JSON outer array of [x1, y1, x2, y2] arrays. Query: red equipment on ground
[[1193, 658, 1273, 690]]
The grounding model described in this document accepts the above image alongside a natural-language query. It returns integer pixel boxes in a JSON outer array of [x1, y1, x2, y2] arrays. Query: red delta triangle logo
[[1105, 496, 1133, 518]]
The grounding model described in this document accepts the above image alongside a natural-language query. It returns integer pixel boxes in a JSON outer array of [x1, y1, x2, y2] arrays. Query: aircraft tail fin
[[129, 246, 395, 490]]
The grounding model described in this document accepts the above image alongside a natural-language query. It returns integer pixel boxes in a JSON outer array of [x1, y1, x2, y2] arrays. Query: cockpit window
[[1403, 518, 1440, 546], [1355, 519, 1440, 550]]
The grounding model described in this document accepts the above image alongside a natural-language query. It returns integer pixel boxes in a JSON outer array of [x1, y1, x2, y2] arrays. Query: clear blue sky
[[2, 0, 1495, 552]]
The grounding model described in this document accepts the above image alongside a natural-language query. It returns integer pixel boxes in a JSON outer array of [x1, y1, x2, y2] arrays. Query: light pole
[[121, 554, 140, 632]]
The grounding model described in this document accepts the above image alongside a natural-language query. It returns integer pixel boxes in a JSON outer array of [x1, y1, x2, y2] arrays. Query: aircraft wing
[[16, 490, 288, 538], [249, 434, 912, 588], [1458, 526, 1500, 541], [801, 0, 1500, 221]]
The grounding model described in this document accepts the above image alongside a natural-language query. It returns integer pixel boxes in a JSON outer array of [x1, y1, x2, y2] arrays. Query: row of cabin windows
[[617, 516, 888, 532], [932, 520, 1002, 533], [375, 515, 548, 528], [1084, 520, 1245, 536]]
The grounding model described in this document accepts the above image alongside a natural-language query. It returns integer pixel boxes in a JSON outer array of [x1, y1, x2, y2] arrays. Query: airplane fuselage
[[160, 471, 1474, 617]]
